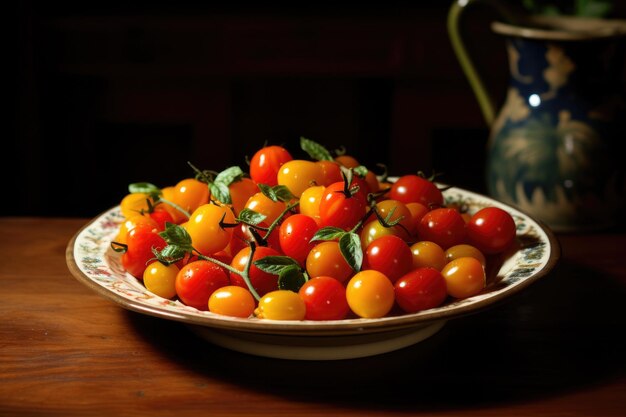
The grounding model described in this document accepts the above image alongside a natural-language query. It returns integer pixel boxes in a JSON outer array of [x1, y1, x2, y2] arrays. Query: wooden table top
[[1, 216, 625, 417]]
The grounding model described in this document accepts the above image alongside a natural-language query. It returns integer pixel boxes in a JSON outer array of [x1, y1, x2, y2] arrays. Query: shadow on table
[[126, 259, 626, 412]]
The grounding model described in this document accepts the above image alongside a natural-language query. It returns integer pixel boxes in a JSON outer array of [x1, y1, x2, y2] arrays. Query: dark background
[[11, 0, 626, 217]]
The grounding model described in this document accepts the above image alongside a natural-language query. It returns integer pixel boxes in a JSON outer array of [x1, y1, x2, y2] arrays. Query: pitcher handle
[[447, 0, 520, 127]]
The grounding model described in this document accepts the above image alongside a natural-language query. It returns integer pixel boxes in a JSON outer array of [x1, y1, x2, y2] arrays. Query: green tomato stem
[[262, 200, 300, 242], [158, 197, 191, 220], [194, 245, 262, 301]]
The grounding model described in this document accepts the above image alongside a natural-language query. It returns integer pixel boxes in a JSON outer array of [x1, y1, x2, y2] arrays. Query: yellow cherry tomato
[[277, 159, 325, 198], [441, 257, 486, 299], [120, 192, 153, 219], [360, 220, 397, 249], [346, 270, 395, 318], [254, 290, 306, 320], [185, 203, 236, 256], [299, 185, 325, 225], [410, 241, 447, 271], [143, 262, 179, 299], [209, 286, 256, 318], [373, 199, 413, 241], [445, 244, 487, 267]]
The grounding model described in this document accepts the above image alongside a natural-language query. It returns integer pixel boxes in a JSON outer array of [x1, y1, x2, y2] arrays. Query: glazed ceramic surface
[[67, 187, 559, 360]]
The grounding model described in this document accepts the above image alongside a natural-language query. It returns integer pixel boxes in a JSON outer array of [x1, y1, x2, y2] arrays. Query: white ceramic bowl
[[66, 186, 559, 360]]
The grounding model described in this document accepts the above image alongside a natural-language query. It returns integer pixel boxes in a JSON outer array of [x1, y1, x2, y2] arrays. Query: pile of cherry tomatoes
[[111, 138, 517, 321]]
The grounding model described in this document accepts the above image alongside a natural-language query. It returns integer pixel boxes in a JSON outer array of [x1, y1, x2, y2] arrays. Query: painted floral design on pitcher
[[487, 31, 626, 231]]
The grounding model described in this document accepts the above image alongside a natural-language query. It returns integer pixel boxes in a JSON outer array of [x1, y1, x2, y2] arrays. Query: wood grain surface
[[1, 217, 625, 417]]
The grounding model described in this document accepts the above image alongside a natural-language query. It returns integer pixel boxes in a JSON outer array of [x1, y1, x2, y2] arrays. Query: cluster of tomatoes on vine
[[111, 137, 517, 321]]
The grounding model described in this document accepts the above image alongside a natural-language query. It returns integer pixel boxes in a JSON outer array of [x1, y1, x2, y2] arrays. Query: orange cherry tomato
[[185, 203, 236, 256], [306, 241, 353, 283], [346, 270, 395, 318], [209, 286, 256, 318], [227, 177, 259, 215], [244, 192, 287, 225], [441, 257, 486, 299]]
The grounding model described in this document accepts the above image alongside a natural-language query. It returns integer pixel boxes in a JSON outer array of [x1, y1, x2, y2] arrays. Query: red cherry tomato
[[149, 206, 174, 231], [249, 145, 293, 186], [390, 174, 443, 207], [229, 246, 282, 297], [315, 160, 343, 186], [175, 260, 230, 310], [394, 267, 448, 313], [363, 235, 413, 284], [318, 181, 367, 231], [298, 276, 350, 321], [121, 223, 166, 279], [417, 207, 467, 250], [279, 214, 319, 266], [466, 207, 517, 254]]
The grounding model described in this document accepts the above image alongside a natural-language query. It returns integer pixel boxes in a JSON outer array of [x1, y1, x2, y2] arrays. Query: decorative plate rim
[[66, 186, 560, 337]]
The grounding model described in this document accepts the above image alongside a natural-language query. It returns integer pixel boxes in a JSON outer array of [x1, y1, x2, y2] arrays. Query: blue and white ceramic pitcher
[[449, 0, 626, 231]]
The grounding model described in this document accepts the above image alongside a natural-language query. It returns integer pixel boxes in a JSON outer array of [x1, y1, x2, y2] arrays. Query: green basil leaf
[[300, 136, 334, 161], [353, 165, 368, 178], [257, 183, 277, 201], [237, 208, 267, 226], [272, 185, 296, 203], [158, 245, 188, 262], [339, 232, 363, 272], [158, 223, 192, 247], [257, 183, 295, 203], [311, 227, 346, 242], [209, 181, 232, 204], [277, 265, 307, 292], [254, 255, 301, 275], [129, 182, 160, 194], [214, 166, 245, 186]]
